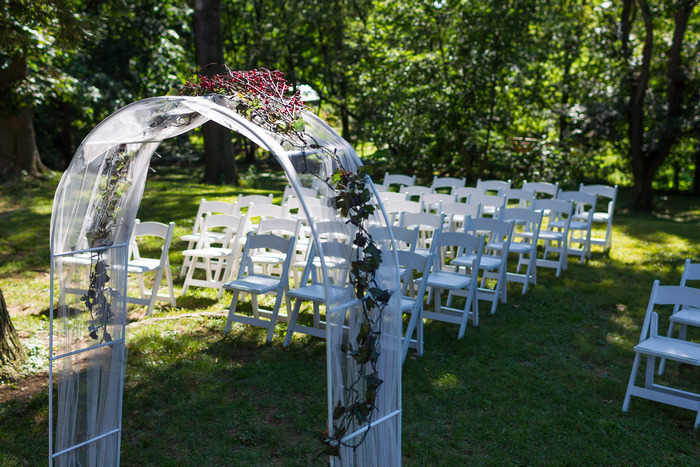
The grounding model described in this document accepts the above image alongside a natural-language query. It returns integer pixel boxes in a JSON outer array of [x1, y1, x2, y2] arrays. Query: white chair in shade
[[127, 220, 176, 316], [476, 179, 511, 196], [498, 207, 543, 294], [623, 280, 700, 428], [382, 199, 424, 225], [431, 176, 466, 193], [420, 192, 456, 214], [440, 202, 482, 232], [557, 190, 597, 264], [181, 213, 245, 297], [179, 198, 236, 275], [454, 217, 514, 315], [403, 185, 431, 202], [659, 259, 700, 374], [397, 250, 433, 363], [502, 188, 535, 210], [576, 183, 618, 252], [452, 186, 485, 203], [223, 232, 297, 342], [380, 191, 409, 204], [283, 241, 353, 346], [399, 212, 444, 258], [383, 172, 416, 191], [533, 198, 573, 277], [467, 193, 506, 218], [522, 180, 559, 199], [423, 230, 484, 337]]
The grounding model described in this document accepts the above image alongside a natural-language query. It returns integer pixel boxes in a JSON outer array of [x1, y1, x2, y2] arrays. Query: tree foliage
[[2, 0, 699, 208]]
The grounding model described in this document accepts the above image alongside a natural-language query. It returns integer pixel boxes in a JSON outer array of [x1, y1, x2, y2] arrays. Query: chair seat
[[539, 231, 565, 241], [452, 254, 502, 270], [181, 231, 227, 244], [128, 258, 161, 273], [250, 252, 286, 265], [400, 296, 417, 313], [669, 307, 700, 327], [496, 242, 532, 254], [635, 336, 700, 365], [287, 283, 347, 302], [223, 275, 281, 294], [426, 271, 472, 290], [181, 247, 233, 258], [568, 220, 589, 230], [573, 212, 609, 222]]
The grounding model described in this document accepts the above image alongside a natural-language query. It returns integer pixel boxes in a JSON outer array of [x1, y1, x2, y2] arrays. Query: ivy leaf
[[333, 401, 346, 420]]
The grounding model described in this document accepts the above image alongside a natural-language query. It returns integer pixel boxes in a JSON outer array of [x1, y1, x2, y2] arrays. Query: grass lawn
[[2, 164, 700, 465]]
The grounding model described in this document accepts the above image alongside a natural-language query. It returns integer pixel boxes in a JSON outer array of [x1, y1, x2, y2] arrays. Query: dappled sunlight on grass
[[7, 176, 700, 463]]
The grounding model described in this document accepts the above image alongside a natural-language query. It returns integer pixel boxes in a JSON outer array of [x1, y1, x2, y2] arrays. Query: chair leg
[[265, 293, 286, 343], [224, 291, 241, 335], [283, 298, 305, 347], [622, 353, 642, 412]]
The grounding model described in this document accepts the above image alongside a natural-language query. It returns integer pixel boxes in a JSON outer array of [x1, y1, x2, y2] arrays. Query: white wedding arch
[[49, 95, 402, 465]]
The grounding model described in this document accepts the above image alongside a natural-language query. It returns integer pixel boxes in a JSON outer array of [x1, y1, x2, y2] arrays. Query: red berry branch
[[179, 67, 307, 144]]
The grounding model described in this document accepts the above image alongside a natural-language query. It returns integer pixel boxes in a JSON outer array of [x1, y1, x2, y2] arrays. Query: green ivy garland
[[179, 68, 392, 458]]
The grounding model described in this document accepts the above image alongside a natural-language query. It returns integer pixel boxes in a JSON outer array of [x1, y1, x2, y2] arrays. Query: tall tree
[[0, 1, 81, 179], [618, 0, 697, 209], [194, 0, 239, 184]]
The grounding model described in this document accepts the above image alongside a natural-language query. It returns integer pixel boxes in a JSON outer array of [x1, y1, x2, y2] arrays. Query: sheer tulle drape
[[50, 96, 401, 466]]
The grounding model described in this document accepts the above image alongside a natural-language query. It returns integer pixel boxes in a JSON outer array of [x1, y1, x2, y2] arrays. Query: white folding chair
[[223, 232, 297, 342], [576, 183, 618, 252], [557, 190, 597, 264], [252, 218, 302, 275], [452, 186, 484, 203], [420, 192, 456, 214], [233, 193, 275, 215], [476, 179, 511, 196], [659, 259, 700, 374], [383, 199, 424, 225], [467, 193, 505, 218], [498, 207, 543, 294], [181, 213, 245, 297], [533, 198, 572, 277], [399, 212, 444, 258], [522, 180, 559, 199], [402, 185, 431, 202], [391, 225, 419, 252], [423, 231, 484, 337], [454, 217, 514, 315], [383, 172, 416, 191], [283, 241, 353, 345], [431, 176, 466, 194], [380, 191, 409, 204], [179, 198, 236, 275], [502, 188, 535, 210], [127, 220, 176, 316], [623, 280, 700, 428], [397, 250, 432, 363], [440, 202, 482, 232]]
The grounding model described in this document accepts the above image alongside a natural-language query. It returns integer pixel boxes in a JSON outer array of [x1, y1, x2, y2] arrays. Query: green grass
[[2, 167, 700, 465]]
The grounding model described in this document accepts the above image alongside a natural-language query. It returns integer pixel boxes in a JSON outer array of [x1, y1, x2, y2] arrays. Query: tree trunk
[[0, 288, 27, 381], [0, 55, 47, 180], [624, 0, 696, 210], [194, 0, 238, 185]]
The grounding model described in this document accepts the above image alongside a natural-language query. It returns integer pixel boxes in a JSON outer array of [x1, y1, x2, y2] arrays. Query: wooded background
[[1, 0, 698, 210]]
